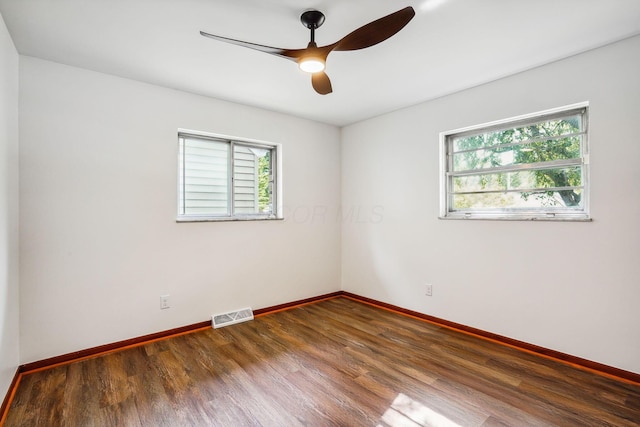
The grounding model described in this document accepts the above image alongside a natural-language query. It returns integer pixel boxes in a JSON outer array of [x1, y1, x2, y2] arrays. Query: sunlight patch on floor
[[378, 393, 462, 427]]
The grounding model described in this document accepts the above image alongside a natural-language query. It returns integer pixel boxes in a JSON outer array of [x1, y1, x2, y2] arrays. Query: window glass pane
[[233, 145, 273, 215], [452, 188, 584, 211], [182, 137, 229, 215], [452, 166, 582, 193], [257, 150, 273, 214], [510, 114, 582, 142], [452, 136, 581, 171], [452, 114, 582, 152], [233, 145, 257, 215]]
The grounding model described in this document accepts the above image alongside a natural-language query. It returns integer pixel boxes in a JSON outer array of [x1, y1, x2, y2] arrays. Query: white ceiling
[[1, 0, 639, 126]]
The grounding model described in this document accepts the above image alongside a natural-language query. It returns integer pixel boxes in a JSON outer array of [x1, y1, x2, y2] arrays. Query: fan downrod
[[300, 10, 325, 29]]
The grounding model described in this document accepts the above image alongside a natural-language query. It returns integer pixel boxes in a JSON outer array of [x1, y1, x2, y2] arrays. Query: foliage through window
[[178, 132, 278, 221], [440, 104, 589, 220]]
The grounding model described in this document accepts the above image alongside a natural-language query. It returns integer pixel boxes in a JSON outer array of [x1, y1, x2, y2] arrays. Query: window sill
[[439, 215, 592, 222], [176, 216, 283, 223]]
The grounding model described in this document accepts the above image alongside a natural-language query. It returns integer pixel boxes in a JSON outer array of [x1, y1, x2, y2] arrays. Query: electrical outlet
[[425, 284, 433, 297], [160, 294, 170, 309]]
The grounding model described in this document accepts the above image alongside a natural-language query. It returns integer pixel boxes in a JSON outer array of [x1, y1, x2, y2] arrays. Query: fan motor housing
[[301, 10, 325, 29]]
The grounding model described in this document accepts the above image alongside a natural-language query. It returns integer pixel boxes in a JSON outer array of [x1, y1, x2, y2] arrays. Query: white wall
[[0, 11, 19, 398], [19, 57, 341, 363], [342, 35, 640, 374]]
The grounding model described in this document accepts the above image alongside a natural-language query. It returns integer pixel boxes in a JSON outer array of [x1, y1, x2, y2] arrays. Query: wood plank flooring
[[5, 297, 640, 426]]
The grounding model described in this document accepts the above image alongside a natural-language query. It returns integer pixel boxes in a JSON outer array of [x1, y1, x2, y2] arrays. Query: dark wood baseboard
[[19, 320, 212, 375], [253, 291, 343, 316], [341, 291, 640, 385], [3, 289, 638, 423], [0, 368, 21, 425]]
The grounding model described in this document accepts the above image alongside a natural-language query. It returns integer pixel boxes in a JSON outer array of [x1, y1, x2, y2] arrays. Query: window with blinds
[[440, 104, 590, 220], [178, 133, 277, 221]]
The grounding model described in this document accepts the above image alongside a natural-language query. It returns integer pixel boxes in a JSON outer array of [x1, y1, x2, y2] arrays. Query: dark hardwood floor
[[5, 297, 640, 426]]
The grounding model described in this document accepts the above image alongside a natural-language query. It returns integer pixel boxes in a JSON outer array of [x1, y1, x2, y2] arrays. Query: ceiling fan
[[200, 7, 416, 95]]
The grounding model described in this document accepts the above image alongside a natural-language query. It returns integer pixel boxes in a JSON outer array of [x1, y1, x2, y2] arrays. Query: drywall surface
[[342, 35, 640, 374], [19, 57, 341, 363], [0, 11, 19, 398]]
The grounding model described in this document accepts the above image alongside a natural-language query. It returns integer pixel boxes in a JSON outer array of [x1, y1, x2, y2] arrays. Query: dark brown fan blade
[[311, 72, 333, 95], [200, 31, 299, 62], [333, 7, 415, 52]]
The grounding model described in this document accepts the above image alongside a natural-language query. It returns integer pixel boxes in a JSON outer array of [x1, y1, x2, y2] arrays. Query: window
[[178, 132, 279, 221], [440, 103, 589, 220]]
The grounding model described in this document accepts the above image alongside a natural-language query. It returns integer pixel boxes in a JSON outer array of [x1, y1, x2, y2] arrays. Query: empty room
[[1, 0, 639, 425]]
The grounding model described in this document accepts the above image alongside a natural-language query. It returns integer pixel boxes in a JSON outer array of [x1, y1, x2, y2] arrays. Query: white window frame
[[177, 130, 282, 222], [439, 103, 590, 221]]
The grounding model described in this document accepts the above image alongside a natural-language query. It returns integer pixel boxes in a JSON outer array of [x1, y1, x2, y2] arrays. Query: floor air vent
[[212, 307, 254, 329]]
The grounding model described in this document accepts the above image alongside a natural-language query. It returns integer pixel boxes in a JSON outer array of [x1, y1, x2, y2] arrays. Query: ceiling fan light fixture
[[201, 6, 416, 94], [298, 57, 325, 73]]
